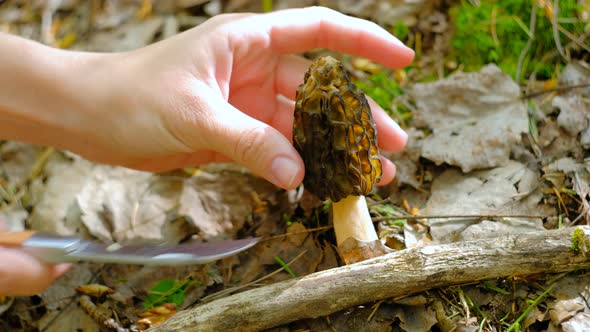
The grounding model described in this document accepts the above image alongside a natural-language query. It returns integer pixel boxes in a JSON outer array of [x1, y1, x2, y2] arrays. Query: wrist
[[0, 33, 109, 150]]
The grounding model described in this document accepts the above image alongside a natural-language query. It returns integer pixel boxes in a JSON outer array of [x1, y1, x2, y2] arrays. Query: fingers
[[275, 54, 310, 100], [263, 7, 414, 69], [272, 94, 296, 141], [0, 248, 70, 296], [204, 93, 304, 190], [377, 156, 396, 186], [367, 98, 408, 152]]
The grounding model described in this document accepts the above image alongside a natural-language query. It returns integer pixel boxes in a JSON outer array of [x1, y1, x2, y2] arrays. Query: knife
[[0, 231, 260, 265]]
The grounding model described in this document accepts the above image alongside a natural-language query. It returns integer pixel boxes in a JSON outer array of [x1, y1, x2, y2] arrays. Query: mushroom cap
[[293, 56, 382, 202]]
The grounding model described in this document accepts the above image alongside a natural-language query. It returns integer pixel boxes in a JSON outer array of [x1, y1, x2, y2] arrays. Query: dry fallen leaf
[[28, 156, 94, 235], [80, 16, 164, 52], [76, 165, 187, 244], [386, 128, 424, 190], [76, 284, 115, 298], [554, 62, 590, 146], [0, 205, 27, 231], [137, 303, 177, 329], [425, 161, 546, 243], [37, 302, 101, 332], [410, 64, 528, 172], [0, 141, 41, 188], [40, 263, 98, 311], [178, 164, 280, 240], [547, 275, 590, 330], [397, 304, 439, 332], [543, 157, 590, 223], [562, 312, 590, 332]]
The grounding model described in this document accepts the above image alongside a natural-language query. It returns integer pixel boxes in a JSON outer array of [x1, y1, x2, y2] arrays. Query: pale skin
[[0, 7, 414, 296]]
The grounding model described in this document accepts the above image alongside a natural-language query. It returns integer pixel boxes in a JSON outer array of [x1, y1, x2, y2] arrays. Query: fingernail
[[271, 156, 300, 189]]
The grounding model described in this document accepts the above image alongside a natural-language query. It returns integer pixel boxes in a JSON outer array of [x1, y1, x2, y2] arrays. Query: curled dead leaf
[[137, 303, 177, 329], [75, 284, 115, 298]]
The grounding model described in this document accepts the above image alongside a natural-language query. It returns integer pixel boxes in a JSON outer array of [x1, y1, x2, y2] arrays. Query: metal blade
[[23, 234, 260, 265]]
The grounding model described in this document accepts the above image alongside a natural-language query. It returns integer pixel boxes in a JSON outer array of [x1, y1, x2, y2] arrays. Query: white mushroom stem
[[332, 195, 378, 245]]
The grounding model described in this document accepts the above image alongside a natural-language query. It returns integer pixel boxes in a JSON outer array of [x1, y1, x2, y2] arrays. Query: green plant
[[449, 0, 585, 81], [355, 71, 412, 126], [262, 0, 273, 12], [143, 278, 201, 309], [506, 283, 555, 332], [274, 256, 297, 278], [391, 22, 410, 41]]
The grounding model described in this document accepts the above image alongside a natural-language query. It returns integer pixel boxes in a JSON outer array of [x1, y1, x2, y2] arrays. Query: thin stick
[[371, 214, 547, 222], [551, 0, 567, 62], [521, 83, 590, 99], [515, 3, 536, 82], [198, 250, 308, 303]]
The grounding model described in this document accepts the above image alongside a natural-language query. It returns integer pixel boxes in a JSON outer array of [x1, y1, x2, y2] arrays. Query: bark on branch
[[150, 226, 590, 332]]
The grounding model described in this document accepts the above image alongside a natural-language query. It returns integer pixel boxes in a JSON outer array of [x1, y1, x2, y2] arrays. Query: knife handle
[[0, 231, 36, 247]]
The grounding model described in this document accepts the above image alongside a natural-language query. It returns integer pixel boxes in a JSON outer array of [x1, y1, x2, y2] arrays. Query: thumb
[[205, 95, 304, 190]]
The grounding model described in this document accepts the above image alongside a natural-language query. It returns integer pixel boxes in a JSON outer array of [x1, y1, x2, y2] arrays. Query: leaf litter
[[1, 0, 590, 331], [409, 64, 529, 173]]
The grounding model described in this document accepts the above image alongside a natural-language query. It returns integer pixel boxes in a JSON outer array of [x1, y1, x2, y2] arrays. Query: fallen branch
[[150, 226, 590, 332]]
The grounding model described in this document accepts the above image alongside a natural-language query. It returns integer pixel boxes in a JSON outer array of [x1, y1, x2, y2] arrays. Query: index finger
[[261, 7, 415, 69]]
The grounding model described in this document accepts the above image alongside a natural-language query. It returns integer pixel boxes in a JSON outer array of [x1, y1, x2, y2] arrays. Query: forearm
[[0, 33, 103, 149]]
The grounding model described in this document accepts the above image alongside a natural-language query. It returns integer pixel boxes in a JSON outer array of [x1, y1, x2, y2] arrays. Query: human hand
[[51, 7, 414, 189], [0, 7, 413, 296], [0, 222, 69, 296]]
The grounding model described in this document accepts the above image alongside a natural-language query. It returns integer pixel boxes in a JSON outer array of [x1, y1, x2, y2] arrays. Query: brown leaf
[[75, 284, 115, 298], [410, 65, 527, 172]]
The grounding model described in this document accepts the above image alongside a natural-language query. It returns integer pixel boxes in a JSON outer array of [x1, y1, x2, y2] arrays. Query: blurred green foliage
[[262, 0, 273, 13], [355, 71, 412, 126], [392, 22, 410, 41], [143, 278, 200, 309], [449, 0, 585, 81], [355, 72, 402, 111]]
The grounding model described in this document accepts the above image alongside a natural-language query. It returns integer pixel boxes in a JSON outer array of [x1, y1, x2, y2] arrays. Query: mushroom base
[[332, 195, 378, 245]]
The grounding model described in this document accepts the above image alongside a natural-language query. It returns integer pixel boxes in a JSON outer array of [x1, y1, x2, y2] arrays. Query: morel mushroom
[[293, 56, 385, 263]]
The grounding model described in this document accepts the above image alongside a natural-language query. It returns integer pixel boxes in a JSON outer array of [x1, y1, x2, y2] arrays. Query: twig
[[515, 3, 537, 82], [491, 6, 499, 46], [262, 225, 333, 242], [551, 0, 567, 62], [371, 214, 547, 221], [557, 24, 590, 53], [567, 205, 590, 226], [521, 83, 590, 99], [198, 250, 308, 303], [149, 226, 590, 332], [526, 29, 589, 86]]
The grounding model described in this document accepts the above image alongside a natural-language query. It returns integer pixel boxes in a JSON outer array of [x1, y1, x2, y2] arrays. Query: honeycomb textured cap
[[293, 56, 382, 202]]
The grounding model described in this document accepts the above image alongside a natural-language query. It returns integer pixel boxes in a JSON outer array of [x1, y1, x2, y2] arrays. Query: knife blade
[[0, 231, 260, 265]]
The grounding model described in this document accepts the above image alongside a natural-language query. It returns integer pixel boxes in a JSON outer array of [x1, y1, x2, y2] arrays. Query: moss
[[449, 0, 585, 81], [570, 227, 588, 254]]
